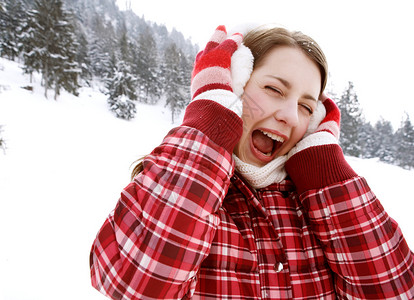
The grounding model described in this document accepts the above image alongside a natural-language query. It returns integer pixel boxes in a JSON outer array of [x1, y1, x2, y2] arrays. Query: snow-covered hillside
[[1, 58, 413, 300]]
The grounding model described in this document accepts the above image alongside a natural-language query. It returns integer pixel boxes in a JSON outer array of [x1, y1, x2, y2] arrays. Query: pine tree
[[73, 25, 91, 86], [86, 12, 118, 80], [107, 94, 136, 120], [56, 13, 81, 97], [162, 42, 188, 123], [88, 36, 111, 78], [177, 50, 193, 103], [134, 25, 161, 104], [0, 0, 26, 59], [395, 113, 414, 169], [1, 0, 200, 118], [106, 60, 138, 120], [118, 26, 131, 63], [21, 0, 80, 99], [372, 118, 396, 164], [19, 9, 39, 82], [337, 81, 364, 157], [359, 121, 376, 158]]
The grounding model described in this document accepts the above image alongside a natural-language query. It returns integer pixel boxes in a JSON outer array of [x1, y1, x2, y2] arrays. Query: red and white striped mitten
[[183, 26, 253, 153], [190, 25, 253, 117], [285, 96, 358, 193]]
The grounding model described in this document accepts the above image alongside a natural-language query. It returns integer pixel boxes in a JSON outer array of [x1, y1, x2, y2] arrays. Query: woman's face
[[234, 46, 321, 167]]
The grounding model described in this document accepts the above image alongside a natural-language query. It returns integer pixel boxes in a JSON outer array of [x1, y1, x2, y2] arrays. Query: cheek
[[241, 90, 266, 123], [279, 117, 311, 156], [241, 85, 277, 128], [291, 117, 311, 143]]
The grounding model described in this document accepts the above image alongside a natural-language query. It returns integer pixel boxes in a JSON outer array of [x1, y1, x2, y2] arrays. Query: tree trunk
[[171, 106, 175, 124], [44, 64, 48, 99], [54, 82, 59, 101]]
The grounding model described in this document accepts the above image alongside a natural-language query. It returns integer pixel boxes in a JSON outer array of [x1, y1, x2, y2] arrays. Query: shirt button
[[274, 262, 283, 273]]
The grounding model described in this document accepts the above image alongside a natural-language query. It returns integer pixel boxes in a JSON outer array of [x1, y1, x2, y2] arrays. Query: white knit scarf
[[233, 154, 288, 189]]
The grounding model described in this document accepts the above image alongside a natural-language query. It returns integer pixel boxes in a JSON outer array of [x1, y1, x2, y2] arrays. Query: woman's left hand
[[285, 95, 357, 194]]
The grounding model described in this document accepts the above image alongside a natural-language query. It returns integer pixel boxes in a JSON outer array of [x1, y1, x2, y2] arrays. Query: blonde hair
[[131, 25, 328, 179]]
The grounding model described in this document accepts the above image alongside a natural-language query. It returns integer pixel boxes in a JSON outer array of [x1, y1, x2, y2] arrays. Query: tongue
[[252, 130, 274, 154]]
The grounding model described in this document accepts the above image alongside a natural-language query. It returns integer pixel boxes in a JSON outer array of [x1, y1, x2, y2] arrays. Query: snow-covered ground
[[0, 58, 413, 300]]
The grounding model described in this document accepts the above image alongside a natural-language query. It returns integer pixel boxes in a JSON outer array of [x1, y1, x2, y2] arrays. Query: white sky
[[117, 0, 414, 128]]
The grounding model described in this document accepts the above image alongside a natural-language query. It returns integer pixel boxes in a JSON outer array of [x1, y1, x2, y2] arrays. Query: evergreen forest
[[1, 0, 413, 169], [0, 0, 197, 120]]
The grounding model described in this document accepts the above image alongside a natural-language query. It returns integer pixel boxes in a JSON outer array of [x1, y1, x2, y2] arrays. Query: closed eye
[[265, 86, 282, 95], [300, 103, 313, 115]]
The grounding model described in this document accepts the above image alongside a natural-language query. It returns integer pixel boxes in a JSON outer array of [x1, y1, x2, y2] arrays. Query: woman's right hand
[[190, 25, 245, 116], [183, 26, 253, 153]]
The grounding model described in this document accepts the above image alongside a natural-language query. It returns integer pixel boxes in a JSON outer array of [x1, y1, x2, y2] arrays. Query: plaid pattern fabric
[[90, 126, 414, 299]]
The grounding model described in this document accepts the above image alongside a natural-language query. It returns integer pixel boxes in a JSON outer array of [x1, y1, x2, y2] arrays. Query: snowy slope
[[0, 58, 413, 300]]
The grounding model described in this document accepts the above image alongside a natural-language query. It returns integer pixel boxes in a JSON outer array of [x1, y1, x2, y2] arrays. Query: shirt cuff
[[285, 144, 358, 194], [182, 99, 242, 154]]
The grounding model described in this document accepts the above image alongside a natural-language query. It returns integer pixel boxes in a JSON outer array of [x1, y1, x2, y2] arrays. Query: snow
[[0, 58, 174, 300], [0, 57, 413, 299]]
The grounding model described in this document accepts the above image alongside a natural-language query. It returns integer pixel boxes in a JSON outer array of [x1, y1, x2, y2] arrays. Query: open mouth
[[251, 129, 285, 161]]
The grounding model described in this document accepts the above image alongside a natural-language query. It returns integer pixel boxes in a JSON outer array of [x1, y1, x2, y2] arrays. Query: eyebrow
[[267, 75, 291, 89], [266, 75, 317, 102]]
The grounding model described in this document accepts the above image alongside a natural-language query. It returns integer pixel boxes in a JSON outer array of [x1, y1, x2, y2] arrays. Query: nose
[[273, 98, 299, 127]]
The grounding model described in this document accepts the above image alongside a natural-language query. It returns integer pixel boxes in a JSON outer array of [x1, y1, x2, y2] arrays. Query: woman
[[90, 25, 414, 299]]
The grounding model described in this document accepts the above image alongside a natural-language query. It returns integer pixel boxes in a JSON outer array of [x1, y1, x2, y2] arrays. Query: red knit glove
[[286, 95, 357, 193], [190, 25, 245, 116], [182, 26, 254, 153]]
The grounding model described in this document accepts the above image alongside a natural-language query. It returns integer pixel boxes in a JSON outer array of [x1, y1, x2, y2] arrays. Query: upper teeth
[[260, 130, 285, 143]]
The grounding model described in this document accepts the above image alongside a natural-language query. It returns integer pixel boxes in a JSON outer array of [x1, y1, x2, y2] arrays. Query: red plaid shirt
[[90, 101, 414, 299]]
